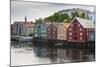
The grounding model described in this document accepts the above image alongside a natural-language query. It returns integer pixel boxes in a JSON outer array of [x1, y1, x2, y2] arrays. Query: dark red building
[[47, 23, 57, 40], [67, 17, 95, 43]]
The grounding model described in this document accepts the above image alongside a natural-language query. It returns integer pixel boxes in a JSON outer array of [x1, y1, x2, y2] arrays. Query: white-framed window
[[35, 34, 38, 37], [91, 35, 94, 40], [53, 31, 55, 34], [80, 37, 82, 40], [69, 32, 72, 35], [42, 30, 46, 32], [35, 30, 37, 32], [80, 28, 82, 31], [69, 28, 72, 31], [80, 32, 83, 36], [78, 24, 80, 27], [41, 26, 44, 29], [69, 36, 72, 39]]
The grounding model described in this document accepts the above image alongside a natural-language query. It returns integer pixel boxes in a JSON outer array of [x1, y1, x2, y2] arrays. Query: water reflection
[[33, 46, 95, 63], [11, 41, 95, 66]]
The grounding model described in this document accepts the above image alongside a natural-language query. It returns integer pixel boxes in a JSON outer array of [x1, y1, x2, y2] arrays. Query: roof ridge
[[75, 17, 95, 28]]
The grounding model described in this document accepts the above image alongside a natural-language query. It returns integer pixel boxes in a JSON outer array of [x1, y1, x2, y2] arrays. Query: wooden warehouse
[[34, 23, 47, 39], [47, 23, 57, 40], [67, 17, 95, 43], [55, 23, 70, 41]]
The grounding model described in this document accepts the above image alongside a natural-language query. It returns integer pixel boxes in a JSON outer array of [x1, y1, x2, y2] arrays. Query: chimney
[[25, 16, 27, 22]]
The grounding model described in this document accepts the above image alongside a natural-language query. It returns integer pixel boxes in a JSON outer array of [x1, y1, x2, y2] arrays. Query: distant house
[[34, 23, 47, 39], [58, 8, 95, 22], [67, 17, 95, 43], [47, 23, 57, 40], [12, 17, 34, 36], [23, 22, 34, 36], [12, 22, 24, 36]]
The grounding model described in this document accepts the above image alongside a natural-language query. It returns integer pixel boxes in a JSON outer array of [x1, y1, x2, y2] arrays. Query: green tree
[[35, 18, 43, 24], [44, 12, 71, 23]]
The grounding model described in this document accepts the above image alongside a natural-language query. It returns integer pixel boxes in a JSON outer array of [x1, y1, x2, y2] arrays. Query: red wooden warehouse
[[67, 17, 95, 43]]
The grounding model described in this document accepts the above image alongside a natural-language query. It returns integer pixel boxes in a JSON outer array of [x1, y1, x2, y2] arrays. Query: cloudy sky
[[11, 0, 95, 24]]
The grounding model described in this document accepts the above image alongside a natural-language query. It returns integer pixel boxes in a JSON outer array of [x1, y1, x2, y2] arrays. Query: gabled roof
[[69, 17, 95, 28], [13, 21, 34, 28], [35, 22, 48, 28], [23, 22, 34, 28], [63, 23, 70, 28]]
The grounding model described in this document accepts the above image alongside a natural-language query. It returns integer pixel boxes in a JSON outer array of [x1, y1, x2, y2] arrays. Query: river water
[[11, 42, 95, 66]]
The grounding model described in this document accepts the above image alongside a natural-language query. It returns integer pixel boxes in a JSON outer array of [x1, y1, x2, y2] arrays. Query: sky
[[11, 0, 95, 24]]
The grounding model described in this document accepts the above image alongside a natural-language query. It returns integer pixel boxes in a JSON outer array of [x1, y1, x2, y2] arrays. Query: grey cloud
[[11, 0, 95, 24]]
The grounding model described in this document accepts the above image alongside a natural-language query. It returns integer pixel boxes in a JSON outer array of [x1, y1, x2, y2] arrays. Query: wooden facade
[[56, 23, 69, 40], [47, 23, 57, 40], [88, 28, 95, 41], [34, 23, 47, 39], [67, 17, 95, 43]]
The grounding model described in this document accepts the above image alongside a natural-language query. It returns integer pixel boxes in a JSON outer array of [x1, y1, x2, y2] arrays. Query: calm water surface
[[11, 42, 95, 66]]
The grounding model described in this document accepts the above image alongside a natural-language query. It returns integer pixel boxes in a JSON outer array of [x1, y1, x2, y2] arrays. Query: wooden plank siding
[[55, 23, 69, 41], [47, 23, 57, 40], [34, 23, 47, 39], [67, 17, 95, 43]]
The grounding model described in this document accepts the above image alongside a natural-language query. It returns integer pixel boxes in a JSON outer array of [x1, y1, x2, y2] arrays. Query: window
[[80, 37, 82, 40], [78, 24, 80, 27], [69, 28, 72, 31], [53, 32, 55, 34], [48, 31, 51, 34], [52, 35, 56, 39], [35, 30, 37, 32], [69, 32, 72, 35], [80, 32, 83, 36], [74, 37, 77, 40], [42, 30, 46, 32], [91, 35, 94, 40], [35, 34, 38, 37], [80, 28, 82, 31], [69, 37, 72, 39], [74, 20, 77, 23], [41, 26, 45, 29]]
